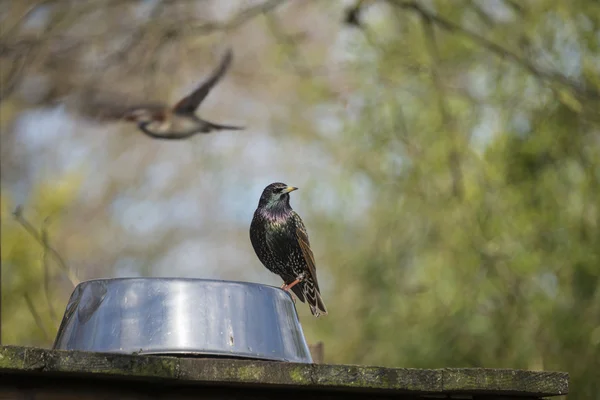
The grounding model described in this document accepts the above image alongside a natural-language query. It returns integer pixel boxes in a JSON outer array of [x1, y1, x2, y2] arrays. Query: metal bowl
[[53, 278, 313, 363]]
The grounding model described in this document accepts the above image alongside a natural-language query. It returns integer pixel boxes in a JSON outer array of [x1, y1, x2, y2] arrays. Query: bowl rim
[[75, 277, 287, 293]]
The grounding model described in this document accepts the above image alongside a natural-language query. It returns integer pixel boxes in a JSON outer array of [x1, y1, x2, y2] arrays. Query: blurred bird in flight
[[79, 49, 244, 140]]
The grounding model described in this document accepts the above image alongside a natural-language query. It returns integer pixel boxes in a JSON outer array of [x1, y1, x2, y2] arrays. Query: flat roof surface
[[0, 346, 568, 398]]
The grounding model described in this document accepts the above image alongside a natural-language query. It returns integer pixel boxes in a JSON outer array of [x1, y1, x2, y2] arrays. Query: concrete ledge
[[0, 346, 568, 397]]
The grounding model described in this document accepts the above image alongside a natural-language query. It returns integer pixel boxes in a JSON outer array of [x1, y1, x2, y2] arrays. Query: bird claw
[[280, 283, 297, 303], [281, 274, 306, 304]]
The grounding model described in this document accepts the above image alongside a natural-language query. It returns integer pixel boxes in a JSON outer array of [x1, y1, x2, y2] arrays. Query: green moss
[[288, 365, 310, 384], [0, 347, 26, 370], [0, 346, 568, 396], [127, 358, 180, 379], [234, 364, 265, 381]]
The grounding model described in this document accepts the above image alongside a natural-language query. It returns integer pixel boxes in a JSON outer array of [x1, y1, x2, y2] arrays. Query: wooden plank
[[442, 368, 569, 397], [0, 346, 569, 397], [176, 357, 442, 393]]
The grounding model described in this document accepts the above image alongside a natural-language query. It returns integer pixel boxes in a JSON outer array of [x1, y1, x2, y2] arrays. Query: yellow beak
[[282, 186, 298, 194]]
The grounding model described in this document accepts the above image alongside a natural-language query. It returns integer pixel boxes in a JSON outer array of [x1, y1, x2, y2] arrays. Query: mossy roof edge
[[0, 346, 568, 396]]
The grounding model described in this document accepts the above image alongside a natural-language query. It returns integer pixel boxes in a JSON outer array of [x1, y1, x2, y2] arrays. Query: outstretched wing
[[173, 49, 233, 114]]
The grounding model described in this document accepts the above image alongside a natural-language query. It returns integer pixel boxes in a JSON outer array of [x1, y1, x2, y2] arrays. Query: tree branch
[[24, 292, 51, 342], [420, 14, 464, 199], [466, 0, 496, 27], [140, 0, 288, 38], [388, 0, 600, 100], [265, 13, 314, 77], [0, 0, 55, 42], [0, 47, 32, 103], [12, 206, 80, 287], [0, 0, 289, 105], [0, 0, 101, 104], [41, 218, 60, 323]]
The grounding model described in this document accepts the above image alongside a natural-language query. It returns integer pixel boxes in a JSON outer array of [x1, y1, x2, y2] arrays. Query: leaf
[[557, 89, 583, 113]]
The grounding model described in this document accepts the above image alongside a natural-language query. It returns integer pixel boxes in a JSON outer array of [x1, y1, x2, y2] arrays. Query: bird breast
[[145, 119, 173, 133], [169, 115, 202, 133], [259, 208, 290, 225]]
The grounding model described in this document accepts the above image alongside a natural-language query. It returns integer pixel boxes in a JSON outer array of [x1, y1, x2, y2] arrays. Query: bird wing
[[291, 211, 321, 291], [96, 103, 167, 121], [73, 89, 168, 122], [172, 49, 233, 114]]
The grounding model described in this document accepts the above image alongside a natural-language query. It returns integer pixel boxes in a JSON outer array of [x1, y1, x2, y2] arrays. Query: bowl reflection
[[53, 278, 313, 363]]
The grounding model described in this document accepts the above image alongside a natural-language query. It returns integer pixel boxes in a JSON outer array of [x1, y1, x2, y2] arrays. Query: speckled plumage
[[250, 183, 327, 317]]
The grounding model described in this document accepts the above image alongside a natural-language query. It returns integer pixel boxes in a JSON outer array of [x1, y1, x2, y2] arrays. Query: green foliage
[[1, 171, 83, 345], [290, 2, 600, 399], [1, 1, 599, 399]]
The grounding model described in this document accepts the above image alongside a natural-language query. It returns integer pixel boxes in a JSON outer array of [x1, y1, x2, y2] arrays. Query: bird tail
[[302, 278, 328, 317], [202, 119, 245, 132], [290, 284, 306, 303]]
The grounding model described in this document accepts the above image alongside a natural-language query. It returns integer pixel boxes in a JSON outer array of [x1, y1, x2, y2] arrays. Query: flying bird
[[81, 49, 244, 140], [250, 182, 327, 317]]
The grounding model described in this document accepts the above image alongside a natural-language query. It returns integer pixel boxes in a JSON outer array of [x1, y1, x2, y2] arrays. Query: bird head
[[258, 182, 298, 209]]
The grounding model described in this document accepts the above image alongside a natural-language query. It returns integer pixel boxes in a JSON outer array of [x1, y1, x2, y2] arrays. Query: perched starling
[[250, 183, 327, 317], [80, 49, 244, 140]]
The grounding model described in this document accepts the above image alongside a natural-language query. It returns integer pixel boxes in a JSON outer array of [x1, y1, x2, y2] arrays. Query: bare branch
[[222, 0, 288, 31], [107, 0, 288, 59], [12, 206, 80, 287], [24, 292, 51, 342], [265, 14, 314, 77], [503, 0, 526, 15], [0, 1, 100, 104], [0, 0, 289, 105], [420, 14, 464, 199], [0, 0, 55, 41], [101, 1, 167, 67], [388, 0, 600, 100], [41, 217, 59, 323], [0, 48, 32, 103], [392, 102, 422, 159], [466, 0, 496, 27]]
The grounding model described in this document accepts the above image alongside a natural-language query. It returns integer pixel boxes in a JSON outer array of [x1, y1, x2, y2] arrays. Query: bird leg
[[281, 282, 297, 304], [282, 273, 306, 292], [283, 278, 301, 292], [281, 273, 306, 304]]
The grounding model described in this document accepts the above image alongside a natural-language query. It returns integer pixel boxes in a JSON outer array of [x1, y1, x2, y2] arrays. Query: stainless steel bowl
[[53, 278, 313, 363]]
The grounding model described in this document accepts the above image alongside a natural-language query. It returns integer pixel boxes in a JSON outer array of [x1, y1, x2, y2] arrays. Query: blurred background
[[1, 0, 599, 398]]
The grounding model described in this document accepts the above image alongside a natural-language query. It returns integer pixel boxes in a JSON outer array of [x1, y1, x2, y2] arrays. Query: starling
[[80, 49, 244, 140], [250, 183, 327, 317]]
